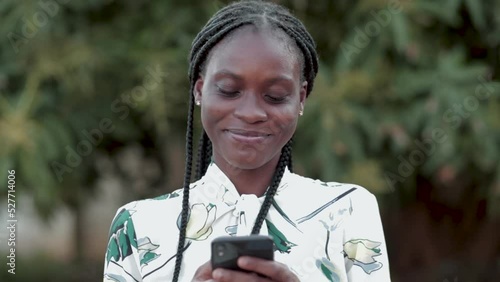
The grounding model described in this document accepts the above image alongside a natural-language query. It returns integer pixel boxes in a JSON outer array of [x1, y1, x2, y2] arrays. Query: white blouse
[[103, 162, 391, 281]]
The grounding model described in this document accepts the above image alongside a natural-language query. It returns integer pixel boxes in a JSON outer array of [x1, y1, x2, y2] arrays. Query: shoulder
[[110, 188, 185, 223], [287, 171, 378, 205]]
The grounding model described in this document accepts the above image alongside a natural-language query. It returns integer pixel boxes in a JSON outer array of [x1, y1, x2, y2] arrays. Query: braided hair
[[173, 1, 318, 280]]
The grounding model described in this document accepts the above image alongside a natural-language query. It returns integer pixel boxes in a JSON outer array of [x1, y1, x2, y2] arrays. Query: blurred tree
[[0, 0, 499, 280]]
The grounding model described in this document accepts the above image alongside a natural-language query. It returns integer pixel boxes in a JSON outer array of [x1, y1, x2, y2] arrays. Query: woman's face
[[194, 27, 307, 170]]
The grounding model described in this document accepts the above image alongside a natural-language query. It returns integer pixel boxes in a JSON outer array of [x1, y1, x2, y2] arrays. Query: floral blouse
[[103, 162, 391, 281]]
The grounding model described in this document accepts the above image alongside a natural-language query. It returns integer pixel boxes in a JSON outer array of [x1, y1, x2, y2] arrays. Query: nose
[[233, 92, 267, 123]]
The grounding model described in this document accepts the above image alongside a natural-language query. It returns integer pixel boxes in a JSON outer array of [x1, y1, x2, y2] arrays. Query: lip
[[225, 129, 271, 144]]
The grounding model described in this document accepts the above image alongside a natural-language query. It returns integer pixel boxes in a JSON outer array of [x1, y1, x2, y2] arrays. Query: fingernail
[[239, 256, 249, 267], [213, 269, 223, 279]]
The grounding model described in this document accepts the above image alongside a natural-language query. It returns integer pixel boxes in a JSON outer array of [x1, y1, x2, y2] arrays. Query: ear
[[299, 81, 308, 111], [194, 75, 205, 103]]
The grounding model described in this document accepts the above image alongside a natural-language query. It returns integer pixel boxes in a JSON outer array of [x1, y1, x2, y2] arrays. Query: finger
[[212, 268, 272, 282], [237, 256, 299, 282], [192, 260, 214, 281]]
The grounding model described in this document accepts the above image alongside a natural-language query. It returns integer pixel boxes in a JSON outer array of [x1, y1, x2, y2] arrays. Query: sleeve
[[103, 202, 143, 282], [343, 188, 391, 281]]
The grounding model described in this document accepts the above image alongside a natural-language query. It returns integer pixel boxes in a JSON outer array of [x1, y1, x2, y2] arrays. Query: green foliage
[[289, 0, 500, 212], [0, 0, 499, 221], [0, 0, 499, 280]]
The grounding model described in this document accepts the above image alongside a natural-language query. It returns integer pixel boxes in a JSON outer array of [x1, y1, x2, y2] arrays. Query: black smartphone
[[211, 235, 274, 271]]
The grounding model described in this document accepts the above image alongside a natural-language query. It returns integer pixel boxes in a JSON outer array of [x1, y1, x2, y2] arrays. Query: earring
[[195, 100, 201, 106], [299, 110, 303, 116]]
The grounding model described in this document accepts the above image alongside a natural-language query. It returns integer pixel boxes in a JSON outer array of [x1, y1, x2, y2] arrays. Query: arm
[[343, 189, 391, 281]]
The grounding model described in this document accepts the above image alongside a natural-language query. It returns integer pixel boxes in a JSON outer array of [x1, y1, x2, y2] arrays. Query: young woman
[[104, 1, 391, 281]]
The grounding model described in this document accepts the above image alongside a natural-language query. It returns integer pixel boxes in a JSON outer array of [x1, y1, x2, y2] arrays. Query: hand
[[211, 256, 299, 282], [192, 260, 215, 282]]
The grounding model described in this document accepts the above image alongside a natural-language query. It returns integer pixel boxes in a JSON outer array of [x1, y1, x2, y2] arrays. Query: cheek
[[272, 109, 299, 135], [200, 100, 226, 132], [200, 108, 215, 133]]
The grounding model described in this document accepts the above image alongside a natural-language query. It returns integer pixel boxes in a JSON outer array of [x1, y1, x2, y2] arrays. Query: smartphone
[[211, 235, 274, 271]]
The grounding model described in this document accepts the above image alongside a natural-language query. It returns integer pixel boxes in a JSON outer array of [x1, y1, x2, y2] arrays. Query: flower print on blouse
[[103, 162, 391, 281]]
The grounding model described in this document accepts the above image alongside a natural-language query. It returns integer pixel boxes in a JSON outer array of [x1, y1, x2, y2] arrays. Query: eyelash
[[217, 86, 239, 97], [265, 95, 286, 103], [216, 86, 287, 103], [216, 86, 239, 98]]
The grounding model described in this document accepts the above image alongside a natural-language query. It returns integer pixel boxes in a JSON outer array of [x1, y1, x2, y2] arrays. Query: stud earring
[[195, 100, 201, 106]]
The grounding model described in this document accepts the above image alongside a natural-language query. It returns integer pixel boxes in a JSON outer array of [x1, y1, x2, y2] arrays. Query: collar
[[200, 162, 292, 203], [188, 162, 292, 235]]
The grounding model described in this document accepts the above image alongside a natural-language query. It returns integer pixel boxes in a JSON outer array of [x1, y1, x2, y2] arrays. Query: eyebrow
[[213, 69, 295, 85]]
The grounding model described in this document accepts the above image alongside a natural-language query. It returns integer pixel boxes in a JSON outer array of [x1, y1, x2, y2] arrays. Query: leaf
[[137, 237, 160, 267], [316, 258, 341, 282], [106, 236, 120, 264], [106, 207, 137, 264], [117, 229, 133, 259], [265, 219, 297, 254], [42, 114, 74, 157], [391, 12, 410, 53], [417, 0, 462, 27], [140, 251, 159, 266], [464, 0, 486, 30], [271, 199, 299, 230], [153, 190, 180, 200]]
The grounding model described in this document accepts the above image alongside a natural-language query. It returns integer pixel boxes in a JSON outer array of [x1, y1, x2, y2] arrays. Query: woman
[[104, 1, 391, 281]]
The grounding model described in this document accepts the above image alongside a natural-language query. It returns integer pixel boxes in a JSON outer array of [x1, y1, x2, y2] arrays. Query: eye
[[265, 94, 287, 104], [216, 85, 239, 97]]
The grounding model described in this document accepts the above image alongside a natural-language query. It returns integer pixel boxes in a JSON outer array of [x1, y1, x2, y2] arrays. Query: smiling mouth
[[225, 129, 272, 143], [226, 129, 272, 137]]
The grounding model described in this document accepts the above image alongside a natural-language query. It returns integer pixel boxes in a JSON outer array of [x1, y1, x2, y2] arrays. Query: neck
[[215, 155, 282, 196]]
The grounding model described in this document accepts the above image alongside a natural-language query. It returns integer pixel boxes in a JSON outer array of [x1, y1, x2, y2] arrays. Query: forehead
[[204, 26, 302, 79]]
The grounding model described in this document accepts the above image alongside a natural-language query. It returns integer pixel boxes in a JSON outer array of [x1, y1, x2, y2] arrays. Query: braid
[[172, 92, 195, 282], [188, 1, 319, 96], [204, 139, 212, 171], [174, 1, 318, 280], [287, 154, 293, 172], [251, 140, 293, 234], [195, 130, 208, 180], [287, 138, 294, 172], [196, 130, 213, 179]]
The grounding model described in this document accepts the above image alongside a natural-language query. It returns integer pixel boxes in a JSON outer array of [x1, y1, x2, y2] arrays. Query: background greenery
[[1, 0, 499, 281]]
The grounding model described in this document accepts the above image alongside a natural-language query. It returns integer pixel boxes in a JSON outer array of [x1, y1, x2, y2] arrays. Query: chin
[[228, 160, 264, 170], [227, 154, 268, 170]]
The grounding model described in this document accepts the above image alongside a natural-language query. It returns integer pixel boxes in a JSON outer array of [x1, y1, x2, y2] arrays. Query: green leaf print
[[266, 219, 297, 253], [106, 208, 137, 265], [138, 237, 160, 267], [272, 199, 300, 231], [141, 252, 159, 266], [153, 191, 180, 200], [316, 258, 341, 282]]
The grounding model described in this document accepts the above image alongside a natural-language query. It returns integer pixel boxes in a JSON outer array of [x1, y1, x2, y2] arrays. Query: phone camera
[[217, 244, 225, 257]]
